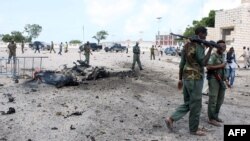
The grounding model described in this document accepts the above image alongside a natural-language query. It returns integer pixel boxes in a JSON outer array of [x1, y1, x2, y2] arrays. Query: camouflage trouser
[[85, 53, 90, 65], [171, 79, 203, 132], [150, 53, 155, 60], [132, 54, 142, 69], [8, 53, 16, 64], [50, 48, 56, 53], [208, 78, 225, 120]]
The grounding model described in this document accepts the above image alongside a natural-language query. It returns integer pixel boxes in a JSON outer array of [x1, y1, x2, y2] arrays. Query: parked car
[[164, 47, 177, 56], [79, 43, 102, 52], [29, 41, 51, 50], [105, 43, 126, 52]]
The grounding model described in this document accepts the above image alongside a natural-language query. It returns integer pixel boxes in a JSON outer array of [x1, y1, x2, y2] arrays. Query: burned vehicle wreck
[[34, 60, 132, 88]]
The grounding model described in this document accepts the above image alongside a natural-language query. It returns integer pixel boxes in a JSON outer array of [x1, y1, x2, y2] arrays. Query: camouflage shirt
[[179, 42, 205, 80], [207, 52, 226, 80], [84, 44, 91, 54], [150, 47, 154, 54], [133, 45, 140, 54], [8, 43, 17, 55]]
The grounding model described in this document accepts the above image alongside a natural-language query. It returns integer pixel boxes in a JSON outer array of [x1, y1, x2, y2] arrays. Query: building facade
[[155, 34, 177, 46], [207, 0, 250, 54]]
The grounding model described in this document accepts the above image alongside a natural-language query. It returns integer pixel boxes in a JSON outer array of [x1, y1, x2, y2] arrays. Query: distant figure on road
[[160, 45, 163, 56], [50, 41, 56, 53], [131, 42, 143, 70], [7, 40, 17, 64], [58, 42, 63, 55], [34, 43, 40, 53], [65, 42, 68, 53], [150, 45, 155, 60], [21, 41, 24, 54], [241, 46, 248, 68]]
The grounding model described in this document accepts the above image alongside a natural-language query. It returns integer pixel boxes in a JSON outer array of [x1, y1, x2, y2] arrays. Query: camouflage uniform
[[84, 44, 91, 65], [132, 44, 143, 70], [150, 46, 155, 60], [58, 43, 63, 55], [7, 42, 17, 64], [170, 42, 205, 133], [207, 52, 226, 121], [65, 42, 68, 53], [50, 42, 56, 53]]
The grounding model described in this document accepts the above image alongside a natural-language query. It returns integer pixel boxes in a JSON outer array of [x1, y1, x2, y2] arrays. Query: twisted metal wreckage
[[34, 60, 133, 88]]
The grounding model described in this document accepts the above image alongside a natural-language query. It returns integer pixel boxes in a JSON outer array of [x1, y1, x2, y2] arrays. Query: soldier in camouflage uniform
[[7, 40, 17, 64], [165, 27, 214, 136], [206, 40, 229, 127], [150, 45, 155, 60], [132, 42, 143, 70], [50, 41, 56, 53], [65, 42, 68, 53], [84, 41, 92, 65]]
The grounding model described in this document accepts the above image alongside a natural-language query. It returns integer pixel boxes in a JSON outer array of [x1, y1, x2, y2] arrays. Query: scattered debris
[[0, 137, 7, 141], [37, 103, 42, 107], [152, 124, 162, 129], [1, 107, 16, 115], [31, 89, 37, 92], [8, 97, 15, 103], [51, 127, 58, 130], [56, 112, 62, 116], [64, 111, 83, 118], [90, 136, 96, 141], [0, 84, 4, 87], [70, 125, 76, 130]]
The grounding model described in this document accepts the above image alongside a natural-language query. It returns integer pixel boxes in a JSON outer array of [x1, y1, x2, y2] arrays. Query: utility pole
[[156, 17, 162, 45]]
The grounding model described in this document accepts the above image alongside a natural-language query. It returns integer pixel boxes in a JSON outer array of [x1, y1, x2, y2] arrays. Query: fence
[[0, 56, 48, 80]]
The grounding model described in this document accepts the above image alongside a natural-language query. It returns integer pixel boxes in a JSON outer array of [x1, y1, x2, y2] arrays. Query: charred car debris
[[34, 60, 133, 88]]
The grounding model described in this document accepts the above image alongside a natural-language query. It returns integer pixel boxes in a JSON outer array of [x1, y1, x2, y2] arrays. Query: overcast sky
[[0, 0, 241, 43]]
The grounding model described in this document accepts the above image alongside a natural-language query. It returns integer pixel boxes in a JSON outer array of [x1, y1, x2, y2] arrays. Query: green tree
[[1, 34, 12, 42], [69, 40, 82, 44], [184, 10, 215, 37], [92, 30, 108, 44], [11, 31, 26, 42], [24, 24, 42, 41]]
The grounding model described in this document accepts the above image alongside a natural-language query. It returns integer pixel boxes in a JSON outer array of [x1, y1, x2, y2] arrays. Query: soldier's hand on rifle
[[177, 80, 183, 90]]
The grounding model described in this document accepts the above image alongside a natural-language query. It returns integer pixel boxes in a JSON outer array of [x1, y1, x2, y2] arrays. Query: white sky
[[0, 0, 242, 43]]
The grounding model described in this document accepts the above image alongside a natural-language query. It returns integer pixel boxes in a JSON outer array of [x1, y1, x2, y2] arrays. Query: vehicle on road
[[79, 43, 102, 52], [164, 47, 177, 56], [29, 41, 51, 50], [104, 43, 126, 52]]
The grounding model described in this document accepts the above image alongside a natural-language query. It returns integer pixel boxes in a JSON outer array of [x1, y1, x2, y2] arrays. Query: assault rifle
[[170, 33, 221, 48]]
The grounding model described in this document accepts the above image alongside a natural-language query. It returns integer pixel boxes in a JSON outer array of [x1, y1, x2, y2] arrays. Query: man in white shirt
[[242, 46, 248, 68]]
